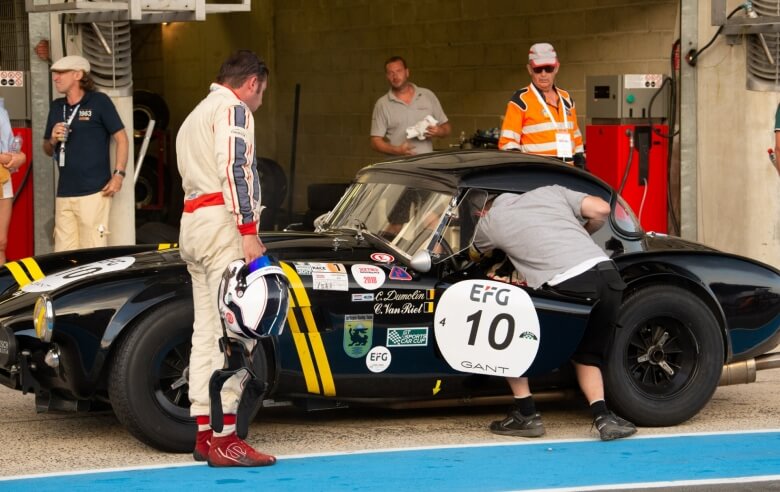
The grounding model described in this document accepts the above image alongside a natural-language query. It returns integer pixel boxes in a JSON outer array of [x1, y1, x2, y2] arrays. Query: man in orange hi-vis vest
[[498, 43, 585, 168]]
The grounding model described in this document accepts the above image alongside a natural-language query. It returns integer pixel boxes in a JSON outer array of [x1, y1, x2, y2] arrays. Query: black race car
[[1, 150, 778, 453]]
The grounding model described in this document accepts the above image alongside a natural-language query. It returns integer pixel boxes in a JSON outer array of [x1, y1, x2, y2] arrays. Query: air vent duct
[[746, 0, 780, 91], [82, 21, 132, 90]]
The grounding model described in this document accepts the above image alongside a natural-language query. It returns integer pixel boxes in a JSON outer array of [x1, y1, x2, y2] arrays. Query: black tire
[[133, 90, 170, 132], [134, 156, 158, 208], [258, 158, 288, 210], [108, 300, 195, 452], [604, 285, 724, 427]]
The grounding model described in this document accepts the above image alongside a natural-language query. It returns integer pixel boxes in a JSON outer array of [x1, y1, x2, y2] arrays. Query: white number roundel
[[434, 279, 540, 378], [21, 257, 136, 293]]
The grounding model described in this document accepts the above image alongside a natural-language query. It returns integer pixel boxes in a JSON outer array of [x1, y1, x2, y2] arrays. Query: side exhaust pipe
[[719, 352, 780, 387]]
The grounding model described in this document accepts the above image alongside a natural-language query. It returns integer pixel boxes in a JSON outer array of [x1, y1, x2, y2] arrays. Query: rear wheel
[[604, 285, 724, 426], [108, 300, 195, 452]]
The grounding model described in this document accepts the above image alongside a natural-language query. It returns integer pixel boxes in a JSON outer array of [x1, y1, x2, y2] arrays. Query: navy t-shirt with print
[[44, 91, 124, 197]]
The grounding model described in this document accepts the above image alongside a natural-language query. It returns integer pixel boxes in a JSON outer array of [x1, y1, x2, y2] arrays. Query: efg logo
[[469, 283, 510, 305]]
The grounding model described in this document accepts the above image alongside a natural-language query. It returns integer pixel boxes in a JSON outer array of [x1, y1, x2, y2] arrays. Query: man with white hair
[[42, 55, 128, 251], [498, 43, 585, 168]]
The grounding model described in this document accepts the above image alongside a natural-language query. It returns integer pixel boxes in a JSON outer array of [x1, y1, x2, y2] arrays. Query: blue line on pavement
[[2, 431, 780, 491]]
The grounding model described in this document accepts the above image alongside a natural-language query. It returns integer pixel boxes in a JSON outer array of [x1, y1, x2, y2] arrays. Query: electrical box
[[0, 71, 31, 120], [586, 75, 669, 121]]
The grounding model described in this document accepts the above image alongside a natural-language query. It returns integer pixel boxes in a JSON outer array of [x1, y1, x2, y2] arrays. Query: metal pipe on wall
[[287, 83, 300, 225]]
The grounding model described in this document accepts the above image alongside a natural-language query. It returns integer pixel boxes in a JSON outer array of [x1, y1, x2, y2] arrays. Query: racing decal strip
[[299, 306, 336, 396], [281, 262, 336, 397], [4, 261, 32, 287], [285, 294, 321, 394], [20, 258, 45, 281]]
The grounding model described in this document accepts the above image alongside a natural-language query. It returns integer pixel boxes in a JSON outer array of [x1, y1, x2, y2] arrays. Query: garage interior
[[1, 0, 778, 268]]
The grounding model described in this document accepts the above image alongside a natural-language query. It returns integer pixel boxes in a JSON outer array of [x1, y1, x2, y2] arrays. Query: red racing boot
[[207, 433, 277, 467], [193, 429, 212, 462]]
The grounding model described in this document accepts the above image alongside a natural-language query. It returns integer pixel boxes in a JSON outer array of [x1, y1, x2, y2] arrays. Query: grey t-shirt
[[473, 185, 607, 288], [370, 84, 448, 155]]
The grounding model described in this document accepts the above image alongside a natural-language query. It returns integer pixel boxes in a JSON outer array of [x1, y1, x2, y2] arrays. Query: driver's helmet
[[218, 256, 290, 339]]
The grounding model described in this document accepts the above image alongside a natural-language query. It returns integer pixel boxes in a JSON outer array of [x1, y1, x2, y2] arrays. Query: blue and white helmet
[[218, 256, 290, 339]]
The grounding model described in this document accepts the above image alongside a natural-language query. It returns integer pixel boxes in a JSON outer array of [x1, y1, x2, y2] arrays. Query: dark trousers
[[545, 261, 626, 367]]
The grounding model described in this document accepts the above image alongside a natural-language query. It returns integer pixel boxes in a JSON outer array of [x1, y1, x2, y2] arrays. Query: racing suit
[[498, 84, 584, 163], [177, 83, 261, 418]]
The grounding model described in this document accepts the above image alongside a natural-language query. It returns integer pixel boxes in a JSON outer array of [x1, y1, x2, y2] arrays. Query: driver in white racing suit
[[176, 50, 273, 467]]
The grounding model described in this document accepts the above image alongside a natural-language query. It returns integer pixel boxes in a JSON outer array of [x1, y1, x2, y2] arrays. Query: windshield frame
[[323, 182, 458, 261]]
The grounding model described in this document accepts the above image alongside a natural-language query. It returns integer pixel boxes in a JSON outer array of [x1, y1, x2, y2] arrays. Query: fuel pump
[[0, 71, 34, 260], [585, 74, 670, 233]]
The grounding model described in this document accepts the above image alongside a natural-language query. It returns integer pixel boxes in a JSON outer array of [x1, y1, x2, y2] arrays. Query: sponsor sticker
[[387, 327, 429, 347], [21, 257, 136, 293], [373, 289, 435, 315], [366, 346, 391, 373], [293, 262, 312, 275], [351, 264, 386, 291], [389, 266, 412, 281], [370, 252, 394, 264], [309, 262, 347, 273], [352, 293, 375, 302], [313, 271, 349, 291], [434, 279, 540, 377], [343, 314, 373, 358]]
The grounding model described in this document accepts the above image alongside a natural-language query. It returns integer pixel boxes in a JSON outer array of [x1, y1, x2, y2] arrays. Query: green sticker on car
[[343, 314, 374, 358], [387, 327, 428, 347]]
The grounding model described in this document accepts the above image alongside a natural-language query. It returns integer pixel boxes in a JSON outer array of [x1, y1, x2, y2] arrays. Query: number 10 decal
[[467, 310, 516, 350], [434, 280, 540, 377]]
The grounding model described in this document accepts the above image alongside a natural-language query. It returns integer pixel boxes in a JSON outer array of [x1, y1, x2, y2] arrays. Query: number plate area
[[434, 280, 540, 377]]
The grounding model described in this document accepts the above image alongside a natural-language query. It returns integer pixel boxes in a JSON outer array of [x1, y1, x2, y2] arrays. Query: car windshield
[[324, 182, 456, 260]]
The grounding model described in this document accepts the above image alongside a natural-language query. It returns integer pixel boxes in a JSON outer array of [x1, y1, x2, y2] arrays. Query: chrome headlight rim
[[33, 294, 54, 343]]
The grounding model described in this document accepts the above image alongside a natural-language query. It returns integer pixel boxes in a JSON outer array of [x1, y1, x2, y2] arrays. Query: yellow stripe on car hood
[[4, 261, 31, 287], [280, 262, 336, 396]]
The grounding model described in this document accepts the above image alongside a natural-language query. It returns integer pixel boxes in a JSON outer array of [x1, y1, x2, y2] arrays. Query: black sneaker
[[489, 411, 546, 437], [594, 412, 637, 441], [612, 414, 637, 429]]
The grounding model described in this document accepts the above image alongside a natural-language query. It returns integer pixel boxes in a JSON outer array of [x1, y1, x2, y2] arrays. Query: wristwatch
[[113, 169, 126, 177]]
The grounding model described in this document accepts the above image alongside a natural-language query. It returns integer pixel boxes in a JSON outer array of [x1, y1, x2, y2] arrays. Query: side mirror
[[410, 250, 432, 273]]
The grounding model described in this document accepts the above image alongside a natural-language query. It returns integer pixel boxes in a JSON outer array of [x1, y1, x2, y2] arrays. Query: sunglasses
[[532, 66, 556, 74]]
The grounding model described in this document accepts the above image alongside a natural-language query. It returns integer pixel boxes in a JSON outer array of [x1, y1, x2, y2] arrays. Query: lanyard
[[530, 84, 567, 129], [57, 103, 79, 167], [62, 103, 80, 128]]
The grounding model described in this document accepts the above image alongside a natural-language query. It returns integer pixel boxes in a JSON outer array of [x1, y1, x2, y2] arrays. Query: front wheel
[[604, 285, 724, 427], [108, 300, 195, 452]]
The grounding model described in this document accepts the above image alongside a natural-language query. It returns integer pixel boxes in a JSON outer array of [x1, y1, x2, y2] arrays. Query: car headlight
[[33, 294, 54, 342]]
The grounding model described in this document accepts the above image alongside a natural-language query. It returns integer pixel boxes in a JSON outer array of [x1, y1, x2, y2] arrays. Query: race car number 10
[[434, 279, 540, 377]]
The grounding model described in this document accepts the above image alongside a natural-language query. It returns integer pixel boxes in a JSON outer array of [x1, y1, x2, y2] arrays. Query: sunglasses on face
[[532, 66, 556, 74]]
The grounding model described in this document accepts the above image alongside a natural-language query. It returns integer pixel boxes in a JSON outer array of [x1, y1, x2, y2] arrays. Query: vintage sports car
[[0, 150, 778, 453]]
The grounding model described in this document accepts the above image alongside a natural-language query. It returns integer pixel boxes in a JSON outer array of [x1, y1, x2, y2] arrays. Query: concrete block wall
[[272, 0, 678, 213], [143, 0, 677, 217]]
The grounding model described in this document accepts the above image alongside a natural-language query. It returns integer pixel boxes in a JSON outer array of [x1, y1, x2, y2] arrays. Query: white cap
[[528, 43, 558, 68], [50, 55, 91, 73]]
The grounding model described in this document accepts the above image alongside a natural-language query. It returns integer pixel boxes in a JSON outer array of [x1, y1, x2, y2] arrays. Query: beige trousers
[[54, 192, 111, 252], [180, 205, 254, 417]]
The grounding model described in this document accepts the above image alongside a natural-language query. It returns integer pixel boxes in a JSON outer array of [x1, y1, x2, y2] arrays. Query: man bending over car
[[473, 185, 636, 441]]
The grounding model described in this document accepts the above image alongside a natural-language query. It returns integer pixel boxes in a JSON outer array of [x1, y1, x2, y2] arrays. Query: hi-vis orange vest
[[498, 84, 584, 159]]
